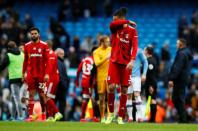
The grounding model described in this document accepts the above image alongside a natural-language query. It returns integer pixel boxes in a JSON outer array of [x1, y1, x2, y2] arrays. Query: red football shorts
[[81, 87, 92, 99], [107, 61, 131, 87], [25, 75, 44, 94], [46, 77, 59, 99]]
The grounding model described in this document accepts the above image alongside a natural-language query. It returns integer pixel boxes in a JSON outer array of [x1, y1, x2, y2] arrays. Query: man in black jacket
[[144, 46, 158, 122], [55, 48, 69, 121], [168, 38, 192, 123]]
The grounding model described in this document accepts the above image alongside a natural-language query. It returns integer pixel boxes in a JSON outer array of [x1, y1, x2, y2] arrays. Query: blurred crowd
[[0, 0, 197, 122]]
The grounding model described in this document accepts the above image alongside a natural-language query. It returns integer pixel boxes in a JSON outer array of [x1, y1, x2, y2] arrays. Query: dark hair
[[28, 27, 40, 33], [7, 41, 17, 49], [145, 45, 153, 55], [46, 40, 53, 48], [178, 38, 187, 46], [113, 7, 128, 18]]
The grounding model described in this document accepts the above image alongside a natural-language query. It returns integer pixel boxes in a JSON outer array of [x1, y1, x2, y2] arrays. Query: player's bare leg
[[105, 83, 115, 124], [117, 86, 128, 124], [99, 94, 106, 123]]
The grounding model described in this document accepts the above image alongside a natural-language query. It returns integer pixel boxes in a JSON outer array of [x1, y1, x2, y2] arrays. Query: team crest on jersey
[[38, 48, 41, 53], [33, 47, 36, 50]]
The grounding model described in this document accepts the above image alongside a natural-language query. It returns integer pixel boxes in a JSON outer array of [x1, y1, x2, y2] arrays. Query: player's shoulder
[[49, 50, 54, 54], [40, 40, 48, 45], [24, 41, 32, 47], [107, 47, 112, 51], [84, 56, 94, 63], [128, 25, 137, 32], [93, 47, 101, 54]]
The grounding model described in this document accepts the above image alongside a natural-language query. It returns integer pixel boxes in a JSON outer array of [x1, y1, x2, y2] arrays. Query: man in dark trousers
[[168, 38, 192, 123], [55, 48, 69, 121], [144, 45, 158, 123], [0, 41, 24, 120]]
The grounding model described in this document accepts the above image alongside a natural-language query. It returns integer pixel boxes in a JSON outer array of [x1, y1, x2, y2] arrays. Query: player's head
[[46, 40, 53, 49], [144, 45, 153, 57], [55, 48, 64, 59], [99, 35, 110, 48], [177, 38, 187, 49], [28, 27, 40, 42], [113, 7, 127, 20], [7, 41, 17, 49]]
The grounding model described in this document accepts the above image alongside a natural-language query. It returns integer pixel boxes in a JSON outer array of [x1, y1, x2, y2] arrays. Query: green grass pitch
[[0, 122, 197, 131]]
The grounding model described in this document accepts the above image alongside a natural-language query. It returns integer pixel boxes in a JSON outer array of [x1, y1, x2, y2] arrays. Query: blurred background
[[0, 0, 197, 122]]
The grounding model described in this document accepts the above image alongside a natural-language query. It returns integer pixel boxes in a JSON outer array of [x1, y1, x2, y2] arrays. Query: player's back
[[24, 40, 49, 77], [47, 50, 59, 81], [81, 56, 95, 87]]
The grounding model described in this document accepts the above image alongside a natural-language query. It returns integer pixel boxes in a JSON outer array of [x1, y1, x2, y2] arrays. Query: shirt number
[[82, 63, 93, 75]]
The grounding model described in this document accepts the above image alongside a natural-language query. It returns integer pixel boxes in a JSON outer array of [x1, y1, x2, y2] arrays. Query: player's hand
[[141, 75, 146, 83], [168, 81, 174, 88], [22, 73, 27, 82], [70, 93, 76, 98], [106, 53, 111, 59], [39, 82, 47, 93], [149, 86, 154, 94], [126, 59, 135, 70], [129, 20, 137, 27], [44, 74, 49, 82]]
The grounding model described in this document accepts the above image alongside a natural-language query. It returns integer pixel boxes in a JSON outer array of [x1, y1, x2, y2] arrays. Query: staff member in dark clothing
[[55, 48, 69, 121], [144, 46, 158, 122], [168, 38, 192, 123], [0, 41, 24, 120]]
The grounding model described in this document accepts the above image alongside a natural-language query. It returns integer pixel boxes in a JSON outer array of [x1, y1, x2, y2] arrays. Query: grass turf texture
[[0, 122, 197, 131]]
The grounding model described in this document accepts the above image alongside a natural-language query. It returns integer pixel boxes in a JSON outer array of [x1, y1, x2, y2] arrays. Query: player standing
[[75, 47, 97, 122], [45, 40, 63, 122], [23, 27, 49, 121], [93, 36, 111, 123], [105, 7, 138, 124], [126, 48, 148, 122]]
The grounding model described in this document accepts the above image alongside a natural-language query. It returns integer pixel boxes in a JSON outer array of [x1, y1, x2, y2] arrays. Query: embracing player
[[105, 7, 138, 124]]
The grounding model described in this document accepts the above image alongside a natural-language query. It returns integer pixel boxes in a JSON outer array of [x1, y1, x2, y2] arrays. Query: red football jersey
[[76, 56, 95, 88], [109, 20, 138, 65], [47, 50, 59, 81], [23, 40, 49, 78]]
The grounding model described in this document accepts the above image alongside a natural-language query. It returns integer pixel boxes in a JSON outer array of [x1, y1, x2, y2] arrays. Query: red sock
[[47, 99, 59, 115], [80, 99, 88, 119], [108, 93, 115, 113], [46, 101, 53, 117], [28, 99, 34, 116], [118, 94, 127, 117]]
